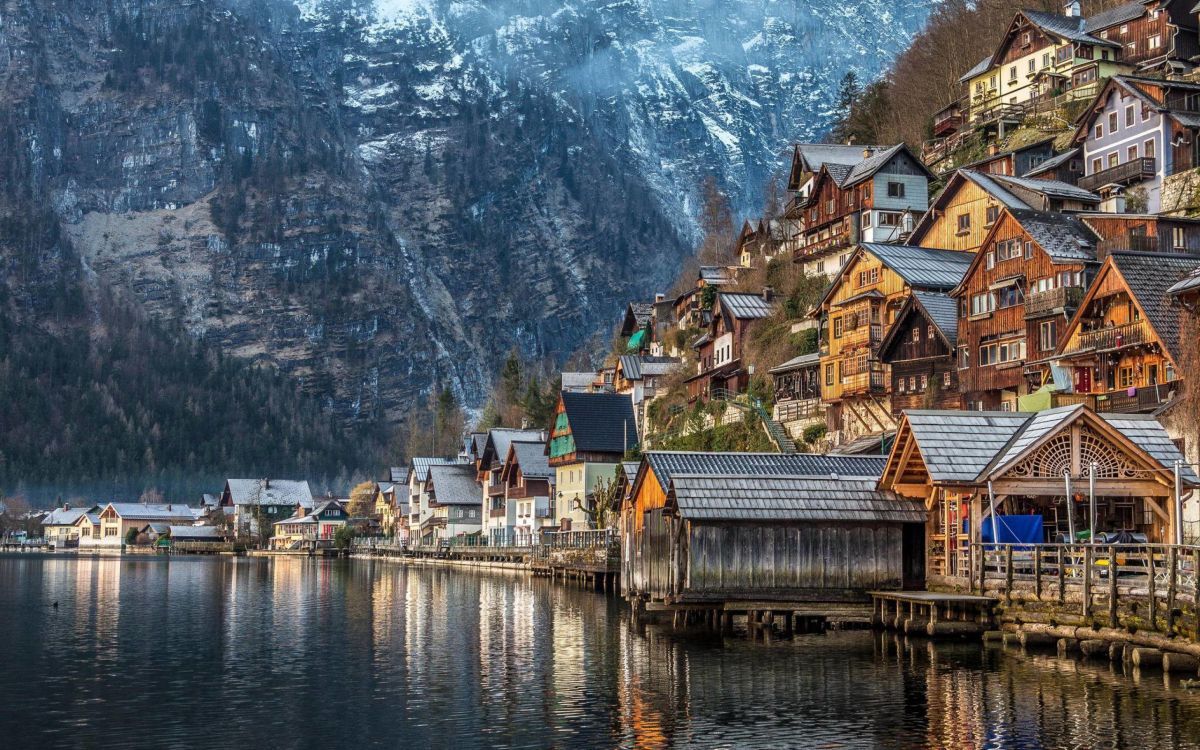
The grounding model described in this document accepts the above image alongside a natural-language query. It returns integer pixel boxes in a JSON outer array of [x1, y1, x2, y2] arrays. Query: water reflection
[[2, 555, 1199, 750]]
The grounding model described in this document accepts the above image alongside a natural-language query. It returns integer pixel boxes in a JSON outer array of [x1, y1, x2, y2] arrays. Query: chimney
[[263, 478, 270, 489], [63, 503, 70, 511], [862, 147, 872, 159], [988, 143, 1000, 156], [1063, 0, 1080, 17], [1100, 185, 1126, 215], [762, 286, 775, 302], [520, 417, 530, 430], [655, 293, 665, 303]]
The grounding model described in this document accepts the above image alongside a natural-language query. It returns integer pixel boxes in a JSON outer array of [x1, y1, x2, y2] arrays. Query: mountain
[[0, 0, 931, 496]]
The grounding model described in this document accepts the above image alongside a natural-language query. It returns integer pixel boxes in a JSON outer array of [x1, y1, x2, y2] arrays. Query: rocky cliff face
[[0, 0, 931, 430]]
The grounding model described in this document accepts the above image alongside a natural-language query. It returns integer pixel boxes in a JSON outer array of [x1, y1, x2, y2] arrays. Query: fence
[[976, 542, 1200, 634]]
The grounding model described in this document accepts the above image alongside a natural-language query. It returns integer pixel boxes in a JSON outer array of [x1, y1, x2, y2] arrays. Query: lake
[[2, 555, 1199, 749]]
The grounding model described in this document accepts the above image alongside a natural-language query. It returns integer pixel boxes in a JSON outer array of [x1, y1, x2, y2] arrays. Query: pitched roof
[[426, 464, 480, 505], [794, 143, 882, 173], [912, 291, 958, 346], [618, 355, 681, 381], [640, 451, 888, 497], [105, 503, 200, 521], [988, 173, 1099, 203], [959, 55, 992, 83], [626, 301, 654, 325], [412, 456, 470, 483], [768, 352, 821, 374], [667, 475, 925, 524], [699, 266, 731, 285], [859, 243, 974, 290], [1008, 209, 1097, 262], [1022, 10, 1116, 46], [1101, 414, 1199, 483], [168, 525, 223, 539], [1084, 1, 1147, 33], [1107, 251, 1199, 360], [909, 170, 1026, 244], [42, 507, 93, 526], [986, 405, 1080, 477], [1166, 263, 1200, 298], [718, 292, 774, 320], [840, 143, 933, 186], [510, 440, 552, 480], [560, 391, 637, 454], [225, 479, 314, 508], [560, 372, 596, 391], [1023, 147, 1080, 178], [898, 411, 1031, 483]]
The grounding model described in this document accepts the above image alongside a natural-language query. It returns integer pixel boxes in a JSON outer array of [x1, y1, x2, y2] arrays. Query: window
[[826, 199, 835, 215], [979, 342, 995, 366], [1042, 52, 1051, 68], [857, 267, 880, 287], [911, 326, 921, 343], [1108, 112, 1118, 133], [1024, 241, 1034, 260], [861, 211, 872, 228], [943, 371, 952, 387], [997, 285, 1024, 309], [825, 363, 834, 386], [81, 526, 90, 537], [927, 324, 935, 340], [971, 292, 996, 316], [887, 182, 905, 198], [1022, 31, 1031, 46], [957, 213, 971, 233], [1108, 153, 1119, 168], [1125, 105, 1135, 127], [1128, 145, 1138, 161], [1094, 124, 1103, 139], [815, 259, 826, 274], [1092, 157, 1102, 172], [1028, 59, 1036, 74], [908, 376, 916, 392], [985, 205, 1000, 226], [879, 212, 902, 226], [1120, 24, 1128, 34], [958, 346, 969, 369], [920, 374, 929, 391], [1119, 367, 1135, 389], [986, 250, 995, 269], [1009, 65, 1017, 82], [897, 377, 906, 394], [1173, 226, 1186, 249], [1145, 139, 1155, 159], [1039, 320, 1057, 351]]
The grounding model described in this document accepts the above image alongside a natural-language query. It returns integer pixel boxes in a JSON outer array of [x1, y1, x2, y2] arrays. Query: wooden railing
[[975, 542, 1199, 634], [1060, 319, 1151, 355], [1024, 286, 1084, 318], [1057, 380, 1183, 413], [775, 398, 822, 423], [1079, 157, 1156, 192], [1096, 235, 1158, 257]]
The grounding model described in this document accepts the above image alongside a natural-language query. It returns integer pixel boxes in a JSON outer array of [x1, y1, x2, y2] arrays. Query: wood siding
[[881, 304, 961, 415], [910, 179, 1004, 253]]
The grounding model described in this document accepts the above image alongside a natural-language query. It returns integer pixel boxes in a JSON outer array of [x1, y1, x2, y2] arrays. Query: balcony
[[487, 483, 506, 497], [489, 507, 507, 519], [1024, 286, 1084, 319], [1060, 319, 1152, 355], [1078, 157, 1156, 193], [1053, 380, 1182, 414], [1096, 235, 1159, 257]]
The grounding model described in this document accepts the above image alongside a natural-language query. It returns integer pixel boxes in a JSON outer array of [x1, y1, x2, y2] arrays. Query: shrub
[[802, 423, 828, 445]]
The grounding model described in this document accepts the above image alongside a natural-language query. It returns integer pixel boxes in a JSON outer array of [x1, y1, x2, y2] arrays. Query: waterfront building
[[548, 391, 638, 530], [501, 440, 555, 545], [41, 504, 97, 548], [272, 500, 348, 550], [73, 510, 102, 549], [879, 405, 1196, 587], [406, 457, 469, 543], [220, 479, 314, 540], [476, 428, 544, 545], [96, 503, 201, 548], [422, 464, 483, 544]]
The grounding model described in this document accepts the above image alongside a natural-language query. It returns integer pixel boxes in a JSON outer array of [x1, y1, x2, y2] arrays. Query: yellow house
[[964, 8, 1128, 136], [816, 243, 974, 445]]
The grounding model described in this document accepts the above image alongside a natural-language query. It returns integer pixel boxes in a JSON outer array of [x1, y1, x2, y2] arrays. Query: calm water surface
[[2, 555, 1199, 749]]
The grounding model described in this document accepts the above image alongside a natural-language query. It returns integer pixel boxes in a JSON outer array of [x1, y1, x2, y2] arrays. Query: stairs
[[709, 388, 798, 454]]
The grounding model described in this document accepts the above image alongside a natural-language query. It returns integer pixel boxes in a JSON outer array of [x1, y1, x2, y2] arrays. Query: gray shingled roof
[[667, 475, 925, 523], [825, 162, 853, 186], [560, 391, 638, 455], [699, 266, 731, 285], [959, 55, 992, 83], [1166, 264, 1200, 298], [860, 243, 974, 290], [912, 291, 958, 346], [560, 372, 596, 390], [225, 479, 314, 508], [627, 301, 654, 325], [796, 143, 882, 173], [768, 352, 821, 374], [901, 411, 1031, 483], [510, 440, 552, 480], [1108, 252, 1199, 361], [1010, 209, 1097, 262], [169, 525, 223, 539], [718, 292, 774, 320], [642, 451, 888, 496], [1101, 414, 1199, 484], [1024, 10, 1116, 46], [1084, 1, 1147, 33], [427, 464, 480, 505], [987, 406, 1079, 477], [989, 173, 1098, 203], [618, 355, 681, 381], [105, 503, 200, 521], [840, 143, 933, 186], [42, 507, 94, 526], [1023, 148, 1079, 178], [961, 170, 1029, 209], [411, 456, 468, 483]]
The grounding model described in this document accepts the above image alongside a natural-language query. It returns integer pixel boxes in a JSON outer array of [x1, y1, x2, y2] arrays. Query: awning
[[833, 289, 884, 307], [988, 274, 1024, 291], [626, 328, 646, 351]]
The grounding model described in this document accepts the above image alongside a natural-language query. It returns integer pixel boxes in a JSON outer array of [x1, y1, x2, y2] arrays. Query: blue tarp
[[981, 515, 1043, 545]]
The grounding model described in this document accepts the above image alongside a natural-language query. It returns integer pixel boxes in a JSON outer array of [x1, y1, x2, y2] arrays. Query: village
[[10, 0, 1200, 675]]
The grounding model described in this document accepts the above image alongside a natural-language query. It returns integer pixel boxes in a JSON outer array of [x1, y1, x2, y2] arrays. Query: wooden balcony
[[775, 398, 822, 423], [1024, 286, 1084, 319], [1078, 157, 1156, 193], [1060, 319, 1152, 355], [1053, 380, 1182, 414], [1096, 235, 1158, 257], [489, 507, 507, 519], [838, 323, 884, 348]]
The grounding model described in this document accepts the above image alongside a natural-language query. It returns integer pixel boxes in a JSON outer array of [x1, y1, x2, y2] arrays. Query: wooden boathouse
[[621, 451, 927, 627]]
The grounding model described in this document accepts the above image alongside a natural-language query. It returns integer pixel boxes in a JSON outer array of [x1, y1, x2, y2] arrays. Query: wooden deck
[[869, 590, 995, 637]]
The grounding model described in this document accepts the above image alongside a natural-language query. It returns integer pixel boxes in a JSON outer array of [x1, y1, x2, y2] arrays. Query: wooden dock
[[869, 590, 995, 637]]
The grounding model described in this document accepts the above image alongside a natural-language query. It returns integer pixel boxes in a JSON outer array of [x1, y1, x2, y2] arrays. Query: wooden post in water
[[1057, 546, 1066, 604], [1082, 546, 1093, 620], [1167, 547, 1178, 634], [1034, 547, 1042, 600], [1108, 545, 1118, 628], [1149, 552, 1157, 630], [1005, 545, 1014, 605]]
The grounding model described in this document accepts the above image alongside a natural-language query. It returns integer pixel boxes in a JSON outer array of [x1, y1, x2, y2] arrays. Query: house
[[271, 500, 348, 550], [548, 391, 637, 530], [877, 291, 963, 416], [672, 266, 731, 331], [1072, 75, 1200, 213], [736, 218, 785, 268], [422, 464, 483, 544], [781, 143, 892, 259], [768, 353, 824, 437], [684, 290, 775, 402], [561, 372, 600, 393], [219, 479, 314, 540], [614, 354, 681, 435], [73, 510, 102, 549], [1024, 147, 1086, 182], [501, 440, 555, 545], [41, 505, 97, 548], [96, 503, 200, 547], [815, 243, 974, 444], [1079, 211, 1200, 253], [373, 482, 406, 539], [908, 169, 1100, 253], [620, 451, 891, 601], [951, 209, 1098, 411], [476, 428, 544, 544], [880, 405, 1196, 587], [957, 139, 1061, 178], [792, 144, 933, 277], [1052, 251, 1195, 412], [619, 301, 655, 352], [406, 457, 469, 542]]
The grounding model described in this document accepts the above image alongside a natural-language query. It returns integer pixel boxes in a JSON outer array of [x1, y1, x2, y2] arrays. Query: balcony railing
[[1053, 380, 1182, 414], [489, 507, 506, 519], [1078, 157, 1156, 192], [1060, 319, 1152, 355], [1024, 286, 1084, 319], [775, 398, 822, 423], [1096, 235, 1158, 257]]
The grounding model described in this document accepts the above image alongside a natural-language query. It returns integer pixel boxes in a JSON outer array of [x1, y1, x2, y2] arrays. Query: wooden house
[[950, 209, 1098, 411], [422, 464, 482, 544], [476, 429, 542, 545], [671, 266, 731, 331], [880, 406, 1196, 588], [271, 500, 348, 550], [684, 290, 775, 402], [877, 292, 963, 416], [614, 354, 681, 434], [1024, 147, 1085, 183], [220, 479, 314, 540], [501, 440, 555, 545], [957, 139, 1061, 178], [1071, 75, 1200, 213], [619, 301, 655, 351], [792, 144, 933, 277], [769, 353, 823, 432], [1054, 251, 1195, 412], [736, 218, 784, 268], [782, 143, 889, 260], [909, 169, 1099, 253], [815, 243, 974, 444], [548, 391, 637, 530], [1080, 211, 1200, 255]]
